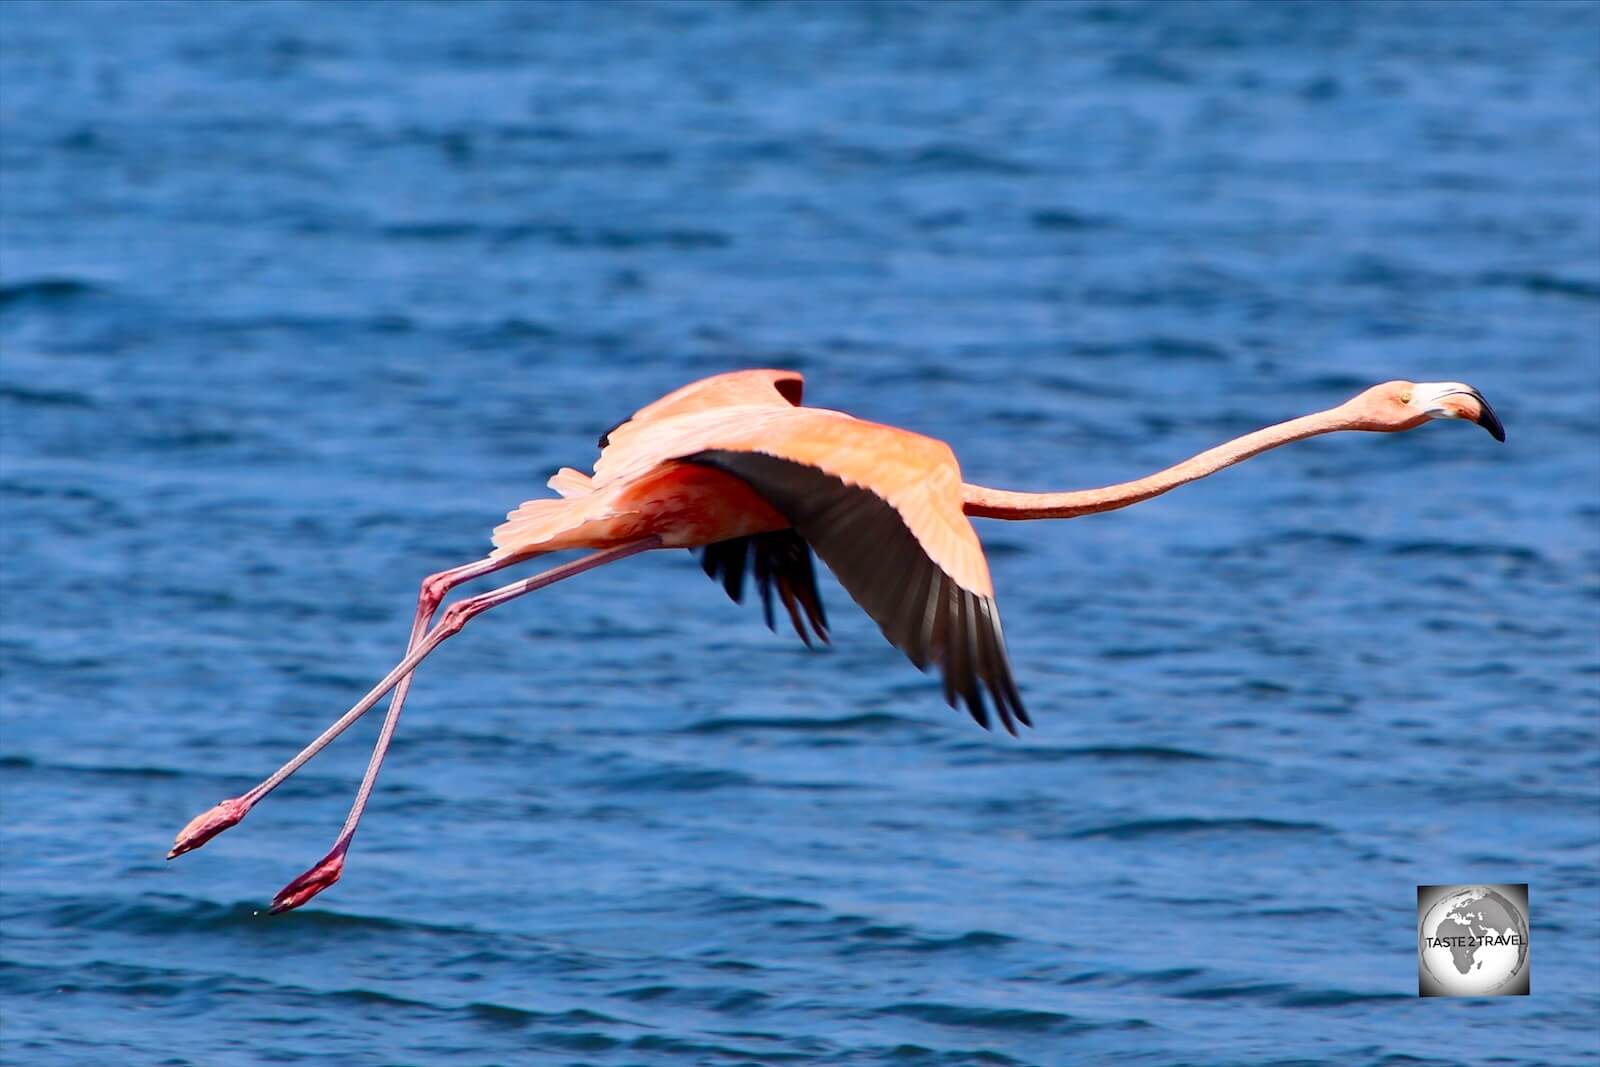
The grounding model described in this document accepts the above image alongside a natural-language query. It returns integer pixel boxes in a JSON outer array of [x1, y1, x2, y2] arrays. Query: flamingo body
[[491, 369, 1017, 728], [495, 370, 986, 589]]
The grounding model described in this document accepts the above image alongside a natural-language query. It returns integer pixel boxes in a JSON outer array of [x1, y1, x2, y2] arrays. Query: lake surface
[[2, 1, 1597, 1064]]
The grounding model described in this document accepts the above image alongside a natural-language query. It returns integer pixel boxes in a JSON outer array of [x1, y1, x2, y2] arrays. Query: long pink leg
[[269, 537, 663, 913], [169, 551, 544, 860]]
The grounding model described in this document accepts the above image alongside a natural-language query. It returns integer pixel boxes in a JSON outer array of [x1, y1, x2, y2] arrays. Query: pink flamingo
[[168, 370, 1504, 912]]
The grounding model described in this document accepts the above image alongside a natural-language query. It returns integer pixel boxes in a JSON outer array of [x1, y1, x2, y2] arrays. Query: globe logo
[[1417, 884, 1530, 996]]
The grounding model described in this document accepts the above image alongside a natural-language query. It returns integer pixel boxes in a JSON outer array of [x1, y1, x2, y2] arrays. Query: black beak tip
[[1473, 392, 1506, 443]]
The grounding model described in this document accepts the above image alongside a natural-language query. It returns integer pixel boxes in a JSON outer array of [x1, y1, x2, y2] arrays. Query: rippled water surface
[[3, 2, 1598, 1064]]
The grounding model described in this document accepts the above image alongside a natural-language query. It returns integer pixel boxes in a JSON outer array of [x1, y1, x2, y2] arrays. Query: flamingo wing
[[584, 389, 1029, 731], [687, 447, 1027, 733], [610, 402, 1027, 733]]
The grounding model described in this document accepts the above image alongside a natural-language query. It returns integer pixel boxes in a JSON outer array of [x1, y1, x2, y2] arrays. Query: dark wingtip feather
[[971, 598, 1016, 736], [775, 576, 814, 649], [724, 557, 745, 603], [792, 547, 831, 644], [698, 531, 828, 649], [950, 592, 987, 730]]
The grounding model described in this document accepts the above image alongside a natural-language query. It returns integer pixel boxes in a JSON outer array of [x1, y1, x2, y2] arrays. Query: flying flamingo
[[168, 370, 1504, 912]]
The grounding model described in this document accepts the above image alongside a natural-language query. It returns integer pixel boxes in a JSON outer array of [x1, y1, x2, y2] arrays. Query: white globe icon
[[1419, 887, 1529, 995]]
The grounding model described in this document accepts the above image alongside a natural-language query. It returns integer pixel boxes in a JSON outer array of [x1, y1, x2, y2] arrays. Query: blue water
[[3, 1, 1598, 1063]]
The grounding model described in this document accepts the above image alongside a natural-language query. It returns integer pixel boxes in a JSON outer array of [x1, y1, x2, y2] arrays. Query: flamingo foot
[[269, 847, 346, 914], [168, 796, 252, 859]]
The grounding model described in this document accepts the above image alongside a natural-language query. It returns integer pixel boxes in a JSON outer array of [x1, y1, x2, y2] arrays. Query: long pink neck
[[962, 406, 1354, 520]]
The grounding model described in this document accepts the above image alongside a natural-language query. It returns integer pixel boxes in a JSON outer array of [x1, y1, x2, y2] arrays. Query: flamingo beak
[[1413, 383, 1506, 443]]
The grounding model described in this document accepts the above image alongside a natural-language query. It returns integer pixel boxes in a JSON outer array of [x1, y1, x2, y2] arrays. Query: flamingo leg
[[169, 552, 546, 861], [267, 536, 663, 913]]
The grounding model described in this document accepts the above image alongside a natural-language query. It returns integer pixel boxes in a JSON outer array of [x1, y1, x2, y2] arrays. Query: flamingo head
[[1345, 380, 1506, 442]]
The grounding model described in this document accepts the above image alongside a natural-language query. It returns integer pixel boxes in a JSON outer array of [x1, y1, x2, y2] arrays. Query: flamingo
[[168, 370, 1504, 912]]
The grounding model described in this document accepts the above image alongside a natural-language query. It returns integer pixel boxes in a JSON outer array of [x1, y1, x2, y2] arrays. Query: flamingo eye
[[1399, 390, 1412, 404]]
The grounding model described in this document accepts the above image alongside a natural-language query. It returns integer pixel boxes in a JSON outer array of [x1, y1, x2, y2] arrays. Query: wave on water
[[380, 220, 732, 250], [1063, 817, 1332, 841], [0, 277, 104, 309], [875, 1001, 1119, 1035], [678, 711, 917, 735], [0, 383, 97, 408], [945, 742, 1233, 766], [836, 925, 1016, 957], [590, 767, 758, 793], [31, 892, 469, 937], [1478, 270, 1600, 301]]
